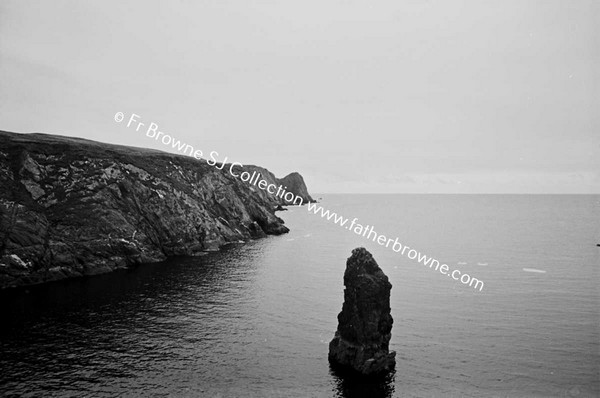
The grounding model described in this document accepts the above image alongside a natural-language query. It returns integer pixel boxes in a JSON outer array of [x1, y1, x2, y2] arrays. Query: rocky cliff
[[329, 247, 396, 375], [278, 172, 314, 204], [0, 130, 312, 289], [242, 165, 315, 206]]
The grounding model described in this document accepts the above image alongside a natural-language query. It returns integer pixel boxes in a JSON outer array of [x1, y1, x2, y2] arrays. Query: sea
[[0, 195, 598, 397]]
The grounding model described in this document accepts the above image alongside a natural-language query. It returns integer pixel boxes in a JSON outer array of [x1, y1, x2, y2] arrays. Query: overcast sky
[[1, 0, 598, 193]]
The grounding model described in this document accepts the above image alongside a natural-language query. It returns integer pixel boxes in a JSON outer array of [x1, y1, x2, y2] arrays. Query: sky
[[1, 0, 598, 193]]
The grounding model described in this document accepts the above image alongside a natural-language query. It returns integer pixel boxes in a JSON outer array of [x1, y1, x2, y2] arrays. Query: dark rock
[[0, 130, 313, 289], [242, 165, 314, 205], [278, 172, 315, 204], [329, 247, 396, 375]]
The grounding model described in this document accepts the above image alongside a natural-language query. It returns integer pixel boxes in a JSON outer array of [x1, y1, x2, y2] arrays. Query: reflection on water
[[0, 239, 376, 397], [329, 365, 395, 398]]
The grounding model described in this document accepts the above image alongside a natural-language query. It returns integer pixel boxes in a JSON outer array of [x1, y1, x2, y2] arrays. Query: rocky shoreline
[[0, 130, 313, 289]]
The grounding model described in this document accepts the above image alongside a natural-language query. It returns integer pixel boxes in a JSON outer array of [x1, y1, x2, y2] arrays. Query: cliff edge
[[0, 130, 312, 289]]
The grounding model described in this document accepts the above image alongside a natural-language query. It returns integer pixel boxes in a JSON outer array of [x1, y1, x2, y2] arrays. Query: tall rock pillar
[[328, 247, 396, 375]]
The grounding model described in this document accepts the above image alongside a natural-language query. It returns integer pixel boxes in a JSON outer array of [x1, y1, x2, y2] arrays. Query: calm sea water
[[0, 195, 598, 397]]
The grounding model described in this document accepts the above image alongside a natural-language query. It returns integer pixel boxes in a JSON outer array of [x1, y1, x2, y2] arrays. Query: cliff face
[[0, 131, 312, 289], [329, 248, 396, 375]]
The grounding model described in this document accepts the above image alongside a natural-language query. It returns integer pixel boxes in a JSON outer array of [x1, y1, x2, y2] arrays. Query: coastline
[[0, 130, 313, 289]]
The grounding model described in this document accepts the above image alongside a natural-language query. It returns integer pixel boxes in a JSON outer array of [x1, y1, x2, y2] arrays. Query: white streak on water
[[523, 268, 547, 274]]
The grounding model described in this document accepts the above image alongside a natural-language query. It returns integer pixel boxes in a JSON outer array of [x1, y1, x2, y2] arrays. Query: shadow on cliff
[[329, 365, 396, 398]]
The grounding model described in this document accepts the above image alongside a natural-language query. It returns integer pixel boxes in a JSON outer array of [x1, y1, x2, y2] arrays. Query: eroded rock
[[329, 247, 396, 375]]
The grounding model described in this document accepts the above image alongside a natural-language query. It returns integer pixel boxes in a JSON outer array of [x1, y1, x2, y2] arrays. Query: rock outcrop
[[329, 248, 396, 375], [0, 130, 313, 289], [243, 166, 315, 206], [278, 172, 314, 204]]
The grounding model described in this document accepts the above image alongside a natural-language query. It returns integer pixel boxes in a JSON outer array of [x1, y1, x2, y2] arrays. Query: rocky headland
[[0, 130, 313, 289], [329, 247, 396, 375], [242, 164, 315, 205]]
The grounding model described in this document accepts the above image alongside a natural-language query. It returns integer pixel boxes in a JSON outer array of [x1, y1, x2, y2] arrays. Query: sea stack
[[328, 247, 396, 375]]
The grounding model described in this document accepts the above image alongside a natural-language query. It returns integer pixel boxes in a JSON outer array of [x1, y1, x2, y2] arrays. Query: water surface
[[1, 195, 598, 397]]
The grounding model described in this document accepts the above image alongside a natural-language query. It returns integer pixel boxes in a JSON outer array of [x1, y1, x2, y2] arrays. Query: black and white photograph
[[0, 1, 598, 397]]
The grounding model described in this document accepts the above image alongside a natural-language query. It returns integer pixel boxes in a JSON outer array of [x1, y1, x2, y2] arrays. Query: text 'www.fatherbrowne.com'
[[306, 202, 485, 292]]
